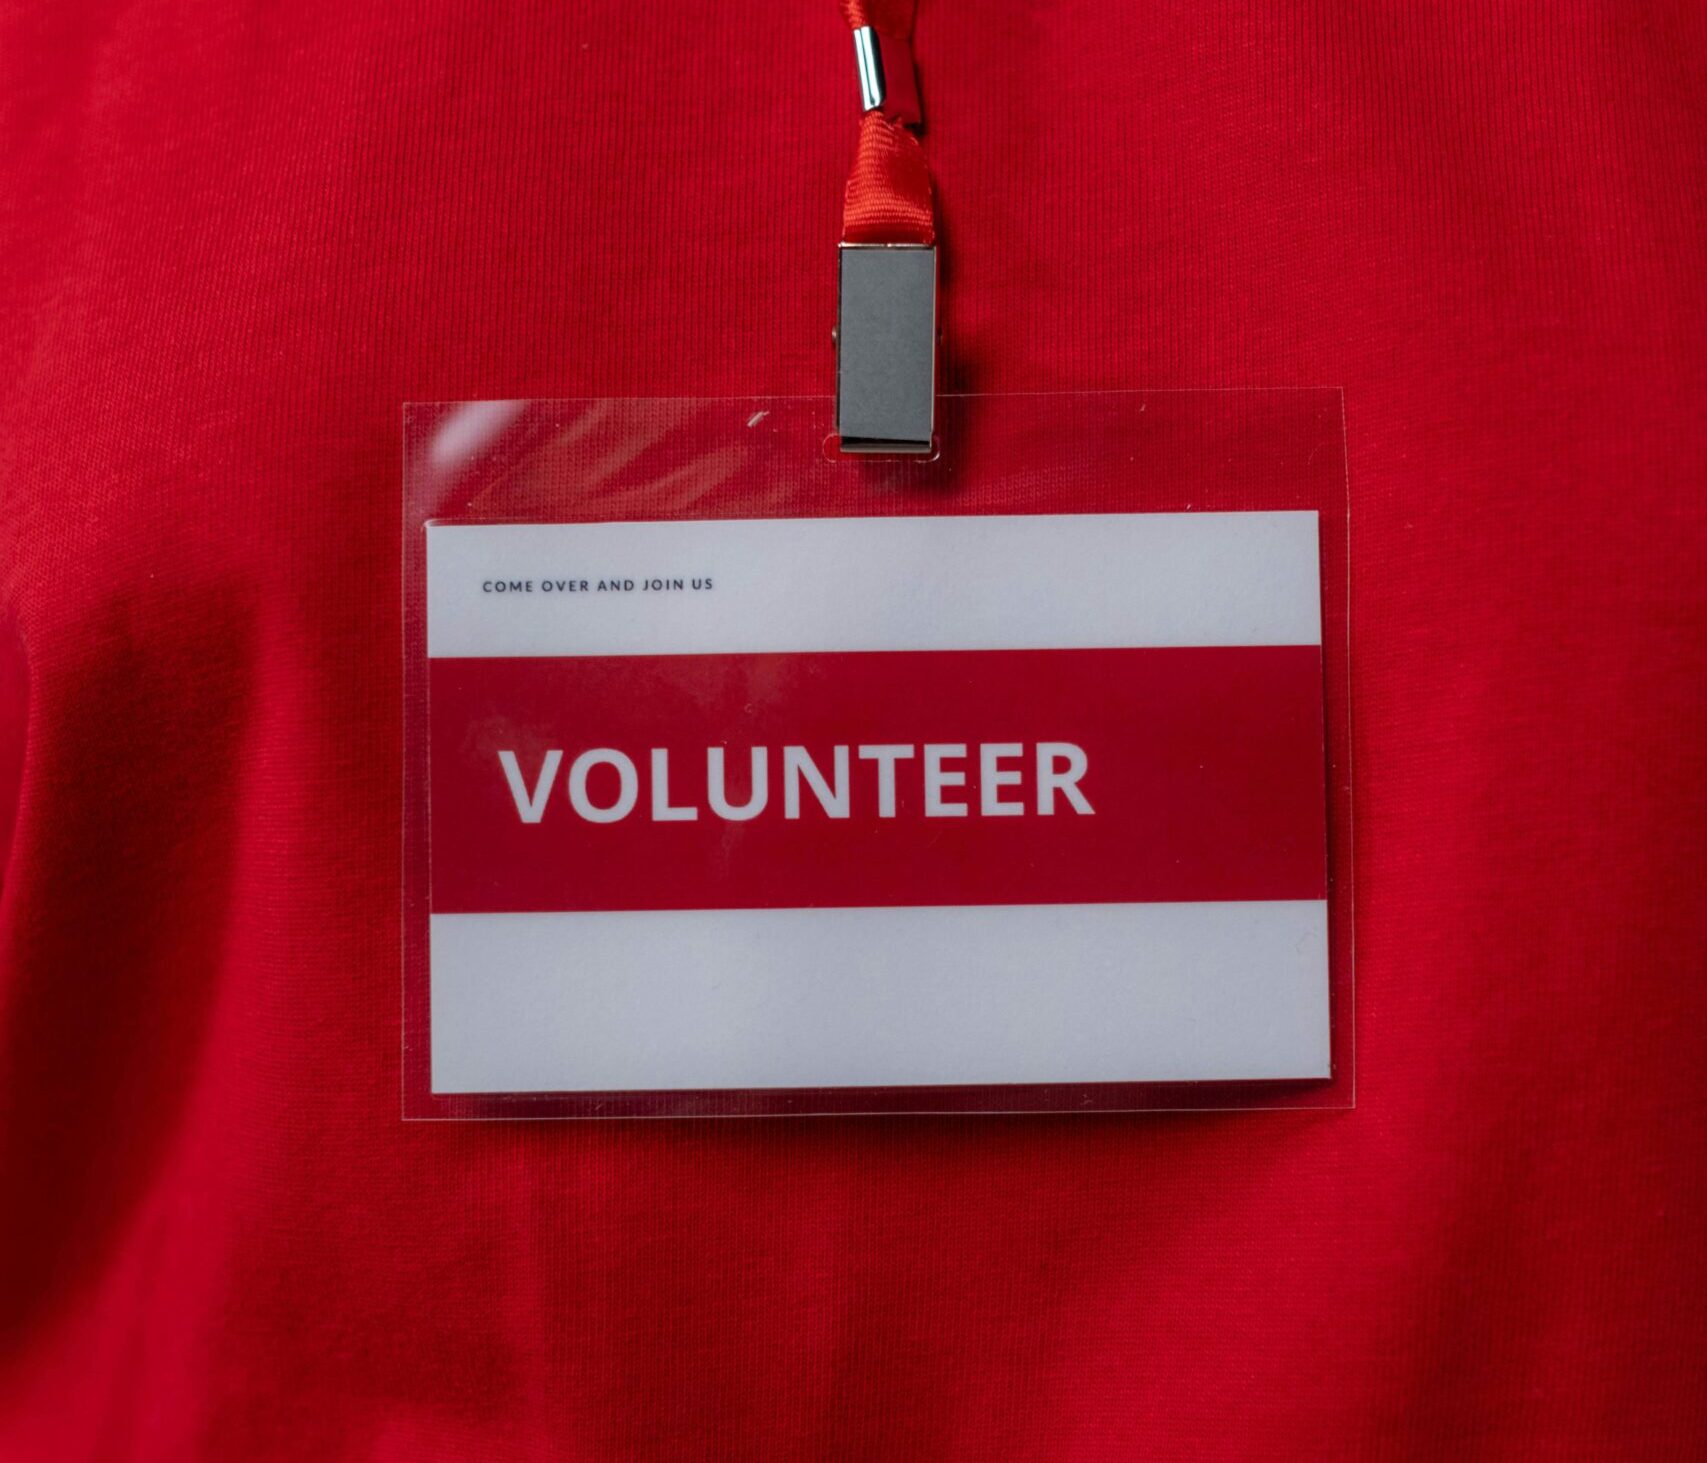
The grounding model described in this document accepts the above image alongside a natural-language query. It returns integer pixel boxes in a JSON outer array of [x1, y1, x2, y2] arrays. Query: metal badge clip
[[836, 243, 937, 455]]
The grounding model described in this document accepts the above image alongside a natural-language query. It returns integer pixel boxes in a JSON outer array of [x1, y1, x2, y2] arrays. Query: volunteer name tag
[[422, 511, 1330, 1100]]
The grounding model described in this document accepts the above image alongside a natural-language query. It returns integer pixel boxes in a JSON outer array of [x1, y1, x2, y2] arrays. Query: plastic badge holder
[[404, 393, 1352, 1117]]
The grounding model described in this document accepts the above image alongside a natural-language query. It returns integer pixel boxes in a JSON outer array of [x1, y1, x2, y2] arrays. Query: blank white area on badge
[[425, 512, 1322, 658], [430, 901, 1331, 1094]]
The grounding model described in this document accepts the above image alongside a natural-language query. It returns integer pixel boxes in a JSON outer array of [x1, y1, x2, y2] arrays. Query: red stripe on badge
[[429, 646, 1326, 913]]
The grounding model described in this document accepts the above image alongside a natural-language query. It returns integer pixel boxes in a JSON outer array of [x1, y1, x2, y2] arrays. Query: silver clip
[[853, 27, 886, 114], [852, 25, 921, 125], [836, 243, 937, 454]]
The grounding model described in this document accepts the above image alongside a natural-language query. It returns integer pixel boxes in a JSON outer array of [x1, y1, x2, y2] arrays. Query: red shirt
[[0, 3, 1702, 1456]]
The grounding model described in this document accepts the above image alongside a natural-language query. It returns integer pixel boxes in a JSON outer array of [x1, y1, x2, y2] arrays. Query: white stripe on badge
[[430, 901, 1331, 1094], [426, 512, 1321, 659]]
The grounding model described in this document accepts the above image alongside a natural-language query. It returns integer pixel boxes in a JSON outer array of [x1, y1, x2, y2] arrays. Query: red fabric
[[842, 0, 914, 29], [841, 0, 934, 244], [0, 2, 1703, 1458], [843, 112, 935, 245]]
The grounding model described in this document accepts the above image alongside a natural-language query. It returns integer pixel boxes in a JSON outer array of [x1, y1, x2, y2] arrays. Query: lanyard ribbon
[[841, 0, 934, 245]]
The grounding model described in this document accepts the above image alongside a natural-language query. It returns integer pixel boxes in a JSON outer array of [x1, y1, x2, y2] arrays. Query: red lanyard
[[841, 0, 933, 246], [835, 0, 938, 454]]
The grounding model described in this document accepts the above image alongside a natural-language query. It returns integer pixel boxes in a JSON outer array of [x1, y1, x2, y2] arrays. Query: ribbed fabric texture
[[0, 2, 1703, 1458]]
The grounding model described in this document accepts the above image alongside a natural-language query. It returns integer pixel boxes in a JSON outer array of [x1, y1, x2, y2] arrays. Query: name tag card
[[402, 395, 1352, 1117]]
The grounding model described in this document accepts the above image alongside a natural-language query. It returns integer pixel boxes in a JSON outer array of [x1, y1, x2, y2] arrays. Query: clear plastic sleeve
[[403, 392, 1352, 1117]]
